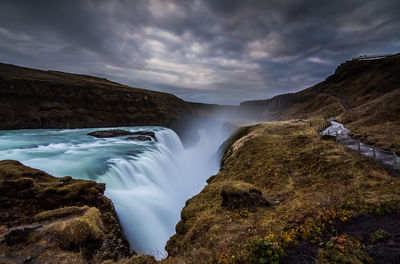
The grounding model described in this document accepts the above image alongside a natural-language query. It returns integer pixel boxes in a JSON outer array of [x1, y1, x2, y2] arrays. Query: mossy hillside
[[46, 207, 104, 250], [240, 54, 400, 154], [164, 119, 400, 263], [0, 160, 131, 263]]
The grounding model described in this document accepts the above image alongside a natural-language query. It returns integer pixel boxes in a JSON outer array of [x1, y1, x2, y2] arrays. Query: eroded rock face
[[220, 181, 271, 210], [0, 160, 132, 263]]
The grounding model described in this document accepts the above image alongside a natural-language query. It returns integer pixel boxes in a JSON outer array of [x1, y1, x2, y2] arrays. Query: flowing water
[[0, 125, 227, 258], [322, 120, 400, 171]]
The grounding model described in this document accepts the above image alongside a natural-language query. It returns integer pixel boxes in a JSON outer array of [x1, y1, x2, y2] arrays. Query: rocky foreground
[[0, 160, 133, 264]]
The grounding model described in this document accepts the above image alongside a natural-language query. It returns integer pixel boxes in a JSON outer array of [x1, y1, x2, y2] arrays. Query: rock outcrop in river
[[87, 129, 157, 141]]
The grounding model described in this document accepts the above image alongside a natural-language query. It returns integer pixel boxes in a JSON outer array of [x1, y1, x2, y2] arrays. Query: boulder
[[220, 181, 271, 210]]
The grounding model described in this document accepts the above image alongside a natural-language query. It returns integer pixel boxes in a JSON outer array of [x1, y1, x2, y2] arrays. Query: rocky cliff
[[0, 160, 132, 263], [0, 63, 187, 129]]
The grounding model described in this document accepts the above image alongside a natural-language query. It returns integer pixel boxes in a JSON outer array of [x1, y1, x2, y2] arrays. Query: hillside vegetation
[[239, 54, 400, 153], [164, 119, 400, 263]]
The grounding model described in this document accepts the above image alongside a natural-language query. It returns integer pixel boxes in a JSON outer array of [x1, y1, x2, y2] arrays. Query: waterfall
[[98, 128, 222, 258], [0, 125, 228, 259]]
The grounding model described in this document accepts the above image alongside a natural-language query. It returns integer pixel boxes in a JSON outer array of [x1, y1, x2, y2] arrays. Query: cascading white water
[[0, 125, 228, 259], [100, 129, 198, 257]]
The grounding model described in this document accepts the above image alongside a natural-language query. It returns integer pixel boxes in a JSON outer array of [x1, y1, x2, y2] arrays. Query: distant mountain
[[239, 53, 400, 152]]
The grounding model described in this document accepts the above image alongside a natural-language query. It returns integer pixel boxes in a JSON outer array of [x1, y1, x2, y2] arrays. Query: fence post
[[336, 131, 339, 142], [357, 140, 361, 153], [393, 152, 399, 169], [373, 146, 376, 160], [328, 129, 330, 136]]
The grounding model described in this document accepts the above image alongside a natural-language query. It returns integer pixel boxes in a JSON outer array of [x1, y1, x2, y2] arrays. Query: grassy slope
[[164, 120, 400, 263], [239, 54, 400, 153]]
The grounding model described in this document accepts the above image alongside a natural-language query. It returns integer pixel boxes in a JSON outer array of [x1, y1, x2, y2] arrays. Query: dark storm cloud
[[1, 0, 400, 104]]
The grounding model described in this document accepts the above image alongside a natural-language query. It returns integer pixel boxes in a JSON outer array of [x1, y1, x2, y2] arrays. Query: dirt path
[[320, 93, 351, 111]]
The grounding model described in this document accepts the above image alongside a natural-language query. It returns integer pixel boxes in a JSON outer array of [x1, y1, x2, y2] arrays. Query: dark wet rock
[[206, 175, 216, 184], [320, 134, 336, 141], [87, 129, 136, 138], [220, 181, 271, 210], [5, 225, 41, 245], [131, 131, 156, 140], [88, 129, 157, 141], [282, 240, 318, 264]]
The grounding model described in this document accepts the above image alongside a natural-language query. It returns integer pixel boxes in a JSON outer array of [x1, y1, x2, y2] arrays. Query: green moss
[[370, 229, 391, 243], [34, 206, 87, 222], [241, 236, 285, 264], [48, 207, 104, 249]]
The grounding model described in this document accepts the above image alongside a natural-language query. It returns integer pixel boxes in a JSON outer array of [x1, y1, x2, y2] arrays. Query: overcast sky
[[1, 0, 399, 104]]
